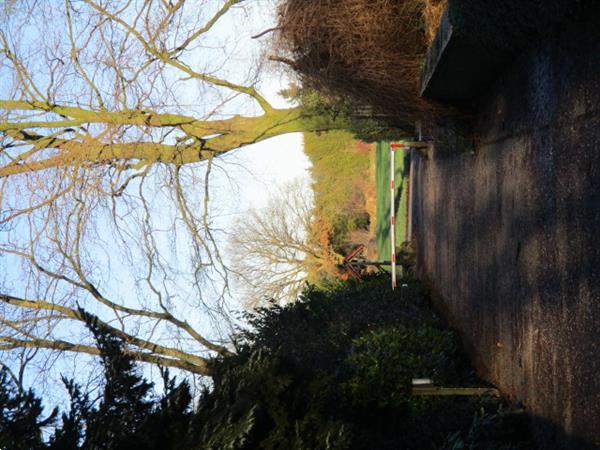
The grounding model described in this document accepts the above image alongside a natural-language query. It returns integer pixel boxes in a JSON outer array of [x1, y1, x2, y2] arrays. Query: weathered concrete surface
[[411, 6, 600, 449], [421, 0, 590, 103], [421, 9, 509, 102]]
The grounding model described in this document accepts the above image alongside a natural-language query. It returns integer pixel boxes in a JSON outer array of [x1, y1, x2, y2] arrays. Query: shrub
[[275, 0, 449, 129], [200, 276, 531, 449], [1, 277, 531, 449], [240, 276, 441, 373], [345, 324, 461, 408]]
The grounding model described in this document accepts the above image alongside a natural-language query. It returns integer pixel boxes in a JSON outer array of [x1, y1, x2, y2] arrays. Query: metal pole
[[390, 143, 396, 289], [390, 143, 406, 290]]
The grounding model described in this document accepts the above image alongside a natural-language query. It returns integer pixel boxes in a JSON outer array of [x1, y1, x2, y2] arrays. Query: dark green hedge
[[196, 276, 531, 449], [1, 277, 531, 449]]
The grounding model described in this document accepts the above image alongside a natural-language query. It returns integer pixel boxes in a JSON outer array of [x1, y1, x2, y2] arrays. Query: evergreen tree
[[2, 311, 196, 450], [82, 314, 155, 449], [48, 378, 90, 450], [0, 368, 56, 450]]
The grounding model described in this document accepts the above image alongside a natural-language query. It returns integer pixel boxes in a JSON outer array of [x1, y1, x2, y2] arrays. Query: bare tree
[[229, 179, 344, 308], [0, 0, 347, 379], [0, 0, 345, 178]]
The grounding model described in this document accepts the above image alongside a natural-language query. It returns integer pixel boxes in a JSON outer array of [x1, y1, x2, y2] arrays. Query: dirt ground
[[411, 8, 600, 449]]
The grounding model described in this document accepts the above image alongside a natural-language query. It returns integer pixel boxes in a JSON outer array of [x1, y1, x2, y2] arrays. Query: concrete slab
[[420, 9, 506, 102]]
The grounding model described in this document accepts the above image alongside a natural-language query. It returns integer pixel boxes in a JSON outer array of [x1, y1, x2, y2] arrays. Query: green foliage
[[0, 368, 56, 450], [0, 313, 196, 450], [48, 378, 89, 450], [193, 349, 355, 450], [194, 276, 530, 449], [241, 277, 440, 371], [346, 324, 460, 408], [1, 279, 531, 449], [297, 88, 407, 143], [83, 313, 155, 449], [193, 351, 294, 449]]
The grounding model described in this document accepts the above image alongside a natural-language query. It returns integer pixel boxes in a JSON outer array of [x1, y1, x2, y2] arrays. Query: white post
[[389, 143, 399, 290]]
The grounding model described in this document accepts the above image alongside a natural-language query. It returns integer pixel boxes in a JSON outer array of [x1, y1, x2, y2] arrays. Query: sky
[[0, 0, 312, 305], [180, 0, 315, 305], [215, 133, 310, 222], [206, 0, 314, 217], [0, 0, 314, 403]]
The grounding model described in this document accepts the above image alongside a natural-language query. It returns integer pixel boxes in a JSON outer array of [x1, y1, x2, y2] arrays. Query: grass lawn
[[375, 141, 410, 262]]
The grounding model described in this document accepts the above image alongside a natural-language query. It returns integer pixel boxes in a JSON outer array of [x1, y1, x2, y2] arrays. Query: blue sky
[[0, 0, 314, 402]]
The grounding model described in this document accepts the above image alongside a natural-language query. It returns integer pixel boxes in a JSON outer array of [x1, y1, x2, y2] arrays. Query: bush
[[2, 277, 531, 449], [197, 276, 531, 449], [275, 0, 449, 129], [240, 276, 442, 373], [346, 324, 461, 408]]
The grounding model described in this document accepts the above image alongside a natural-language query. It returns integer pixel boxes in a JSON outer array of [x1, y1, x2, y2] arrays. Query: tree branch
[[81, 0, 274, 113], [0, 293, 213, 367], [0, 336, 211, 375], [251, 27, 282, 39]]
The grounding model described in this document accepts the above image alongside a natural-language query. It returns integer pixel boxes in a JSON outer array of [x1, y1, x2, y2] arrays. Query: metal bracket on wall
[[408, 140, 434, 158]]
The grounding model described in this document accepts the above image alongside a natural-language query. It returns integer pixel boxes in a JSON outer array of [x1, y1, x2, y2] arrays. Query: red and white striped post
[[389, 143, 406, 290]]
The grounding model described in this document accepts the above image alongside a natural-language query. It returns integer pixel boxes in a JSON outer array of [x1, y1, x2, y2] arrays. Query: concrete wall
[[411, 8, 600, 449]]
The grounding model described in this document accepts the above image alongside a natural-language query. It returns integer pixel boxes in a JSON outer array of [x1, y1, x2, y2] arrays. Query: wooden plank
[[412, 386, 501, 397]]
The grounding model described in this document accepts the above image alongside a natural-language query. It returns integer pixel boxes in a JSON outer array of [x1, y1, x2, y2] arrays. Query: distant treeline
[[303, 131, 375, 260]]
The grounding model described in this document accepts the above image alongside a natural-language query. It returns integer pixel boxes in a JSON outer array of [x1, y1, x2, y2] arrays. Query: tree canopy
[[229, 178, 345, 307], [0, 0, 348, 176], [0, 0, 349, 381]]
